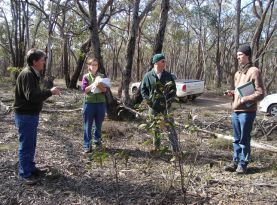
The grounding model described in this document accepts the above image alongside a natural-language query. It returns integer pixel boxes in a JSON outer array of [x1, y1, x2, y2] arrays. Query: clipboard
[[236, 81, 255, 108]]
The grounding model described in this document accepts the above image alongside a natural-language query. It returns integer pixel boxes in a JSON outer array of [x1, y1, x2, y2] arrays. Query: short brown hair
[[26, 48, 46, 66]]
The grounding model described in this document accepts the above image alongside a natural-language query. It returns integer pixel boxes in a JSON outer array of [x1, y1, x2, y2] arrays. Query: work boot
[[94, 142, 102, 151], [32, 168, 48, 177], [224, 162, 238, 172], [20, 175, 38, 185]]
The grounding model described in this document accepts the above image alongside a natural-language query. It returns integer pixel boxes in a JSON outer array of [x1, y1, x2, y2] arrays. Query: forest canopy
[[0, 0, 276, 93]]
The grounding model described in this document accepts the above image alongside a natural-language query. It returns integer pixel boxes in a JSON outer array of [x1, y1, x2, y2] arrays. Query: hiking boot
[[32, 168, 48, 177], [149, 148, 161, 157], [20, 175, 38, 185], [224, 162, 238, 172], [94, 142, 102, 151], [236, 165, 247, 174]]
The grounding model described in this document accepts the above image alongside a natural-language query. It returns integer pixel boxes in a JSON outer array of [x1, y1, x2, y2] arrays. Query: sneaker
[[236, 165, 247, 174], [224, 162, 238, 172], [32, 168, 48, 177], [20, 175, 38, 185], [83, 147, 92, 153]]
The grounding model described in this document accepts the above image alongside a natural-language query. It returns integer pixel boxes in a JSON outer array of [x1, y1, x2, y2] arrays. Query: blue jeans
[[83, 102, 106, 149], [149, 108, 179, 151], [14, 113, 39, 178], [232, 112, 256, 168]]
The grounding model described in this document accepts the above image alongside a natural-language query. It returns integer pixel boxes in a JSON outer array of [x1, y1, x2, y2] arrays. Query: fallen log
[[197, 128, 277, 153], [42, 108, 83, 113]]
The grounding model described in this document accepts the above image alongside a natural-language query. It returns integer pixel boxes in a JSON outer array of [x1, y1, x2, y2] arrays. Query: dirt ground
[[1, 78, 277, 205]]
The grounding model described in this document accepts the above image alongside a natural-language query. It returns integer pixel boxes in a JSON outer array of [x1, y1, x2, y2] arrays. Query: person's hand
[[97, 82, 107, 92], [94, 76, 101, 84], [224, 90, 234, 96], [97, 82, 105, 87], [50, 87, 60, 95], [240, 97, 245, 104], [92, 76, 102, 88]]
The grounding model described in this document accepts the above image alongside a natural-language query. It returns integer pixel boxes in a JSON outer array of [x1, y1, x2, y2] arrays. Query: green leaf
[[138, 124, 147, 129], [184, 124, 190, 129], [170, 156, 176, 162]]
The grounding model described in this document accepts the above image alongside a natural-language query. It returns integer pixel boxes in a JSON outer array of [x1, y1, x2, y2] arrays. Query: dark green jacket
[[13, 66, 52, 115], [140, 69, 176, 113]]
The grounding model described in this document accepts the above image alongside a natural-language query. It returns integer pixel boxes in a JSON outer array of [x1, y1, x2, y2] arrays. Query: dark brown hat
[[238, 45, 252, 57]]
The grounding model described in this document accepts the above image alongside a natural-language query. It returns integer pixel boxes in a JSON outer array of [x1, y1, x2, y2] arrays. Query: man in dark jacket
[[141, 53, 177, 151], [14, 48, 60, 185]]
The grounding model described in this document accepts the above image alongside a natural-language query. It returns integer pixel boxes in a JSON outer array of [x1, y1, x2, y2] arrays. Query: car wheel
[[268, 104, 277, 116], [179, 97, 188, 103], [132, 87, 138, 94]]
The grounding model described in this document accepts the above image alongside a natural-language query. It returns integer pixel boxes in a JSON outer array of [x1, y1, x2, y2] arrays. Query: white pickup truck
[[130, 75, 205, 102]]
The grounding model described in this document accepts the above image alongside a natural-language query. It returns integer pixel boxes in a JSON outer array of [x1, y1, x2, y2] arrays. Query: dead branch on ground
[[197, 128, 277, 153]]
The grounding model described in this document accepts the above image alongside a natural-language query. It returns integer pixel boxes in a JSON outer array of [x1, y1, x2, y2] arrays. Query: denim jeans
[[149, 108, 179, 151], [14, 113, 39, 178], [232, 112, 256, 168], [83, 102, 106, 149]]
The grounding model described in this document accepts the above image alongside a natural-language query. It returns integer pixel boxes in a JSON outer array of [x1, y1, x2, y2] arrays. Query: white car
[[259, 93, 277, 116], [130, 74, 205, 102]]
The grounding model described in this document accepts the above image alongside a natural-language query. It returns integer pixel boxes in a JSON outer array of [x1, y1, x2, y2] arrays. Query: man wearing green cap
[[141, 53, 177, 151]]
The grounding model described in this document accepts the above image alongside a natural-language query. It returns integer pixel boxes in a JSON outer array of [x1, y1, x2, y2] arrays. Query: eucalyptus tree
[[214, 0, 223, 88], [251, 0, 276, 67], [152, 0, 170, 54], [60, 0, 71, 87], [238, 0, 276, 92], [103, 28, 125, 81], [69, 0, 114, 89], [0, 0, 52, 80], [121, 0, 141, 105], [44, 0, 62, 78], [25, 0, 66, 83], [0, 0, 29, 69], [228, 0, 241, 89], [253, 0, 277, 93], [166, 1, 194, 79], [121, 0, 156, 105], [99, 0, 128, 82], [184, 0, 216, 82], [75, 0, 114, 75]]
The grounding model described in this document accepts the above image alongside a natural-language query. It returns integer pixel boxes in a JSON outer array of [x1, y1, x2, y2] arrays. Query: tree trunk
[[215, 0, 222, 88], [45, 1, 55, 78], [88, 0, 105, 75], [152, 0, 170, 55], [195, 41, 202, 79], [87, 0, 119, 119], [69, 38, 91, 89], [121, 0, 140, 106], [10, 0, 25, 68], [251, 0, 275, 67], [121, 0, 156, 105], [63, 37, 70, 87], [230, 0, 241, 90]]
